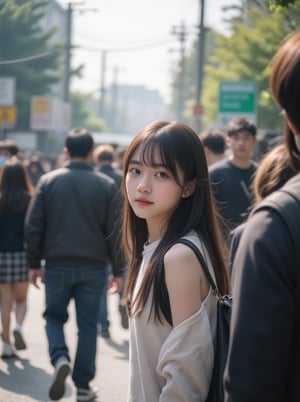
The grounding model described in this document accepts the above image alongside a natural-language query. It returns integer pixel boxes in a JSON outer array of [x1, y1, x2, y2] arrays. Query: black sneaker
[[100, 327, 110, 338], [119, 304, 129, 329], [13, 329, 26, 350], [77, 386, 98, 402], [49, 357, 70, 400]]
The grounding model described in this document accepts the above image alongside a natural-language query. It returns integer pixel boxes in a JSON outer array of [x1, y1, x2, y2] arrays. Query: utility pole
[[63, 3, 73, 102], [99, 50, 107, 119], [171, 21, 188, 121], [195, 0, 205, 133], [110, 65, 119, 131], [63, 2, 97, 103]]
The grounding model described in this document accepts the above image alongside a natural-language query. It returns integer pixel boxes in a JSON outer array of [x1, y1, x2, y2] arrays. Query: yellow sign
[[32, 97, 49, 113], [0, 106, 17, 125]]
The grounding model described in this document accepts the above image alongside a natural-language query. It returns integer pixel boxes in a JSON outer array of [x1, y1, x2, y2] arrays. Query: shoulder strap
[[175, 238, 220, 297]]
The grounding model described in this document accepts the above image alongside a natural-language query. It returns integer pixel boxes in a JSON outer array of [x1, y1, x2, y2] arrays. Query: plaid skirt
[[0, 251, 28, 283]]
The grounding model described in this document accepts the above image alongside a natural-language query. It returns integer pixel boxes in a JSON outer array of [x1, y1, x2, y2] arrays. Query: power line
[[0, 51, 52, 65], [76, 38, 174, 54]]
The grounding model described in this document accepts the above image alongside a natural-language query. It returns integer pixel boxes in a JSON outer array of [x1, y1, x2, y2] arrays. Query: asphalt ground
[[0, 287, 129, 402]]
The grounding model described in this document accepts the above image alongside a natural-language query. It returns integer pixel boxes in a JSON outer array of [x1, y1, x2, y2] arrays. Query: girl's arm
[[164, 243, 209, 326], [156, 243, 213, 402]]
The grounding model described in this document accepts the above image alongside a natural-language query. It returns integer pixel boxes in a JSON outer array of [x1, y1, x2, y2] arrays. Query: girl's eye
[[155, 171, 168, 178], [128, 167, 140, 175]]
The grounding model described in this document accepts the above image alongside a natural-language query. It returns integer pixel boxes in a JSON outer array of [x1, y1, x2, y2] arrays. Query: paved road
[[0, 287, 129, 402]]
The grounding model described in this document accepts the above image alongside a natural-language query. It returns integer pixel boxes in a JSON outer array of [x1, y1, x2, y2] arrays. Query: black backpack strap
[[175, 238, 221, 298]]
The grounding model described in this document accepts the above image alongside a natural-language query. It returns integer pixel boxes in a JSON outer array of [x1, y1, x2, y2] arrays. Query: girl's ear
[[182, 179, 196, 198], [286, 114, 300, 136]]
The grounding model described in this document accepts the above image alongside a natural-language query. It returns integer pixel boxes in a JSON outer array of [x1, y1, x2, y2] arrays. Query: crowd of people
[[0, 30, 300, 402]]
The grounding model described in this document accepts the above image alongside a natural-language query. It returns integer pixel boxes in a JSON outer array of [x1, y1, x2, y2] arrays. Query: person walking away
[[209, 117, 257, 242], [122, 121, 229, 401], [224, 30, 300, 402], [25, 128, 124, 402], [93, 144, 128, 336], [199, 128, 227, 167], [0, 158, 34, 358]]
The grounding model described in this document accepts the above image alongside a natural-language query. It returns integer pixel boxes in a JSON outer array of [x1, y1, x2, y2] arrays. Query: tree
[[0, 0, 63, 130], [266, 0, 297, 7], [170, 0, 300, 131], [71, 92, 107, 133], [202, 2, 300, 129]]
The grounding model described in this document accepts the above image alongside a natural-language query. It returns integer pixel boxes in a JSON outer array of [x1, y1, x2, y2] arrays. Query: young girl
[[122, 121, 229, 401], [0, 157, 34, 358]]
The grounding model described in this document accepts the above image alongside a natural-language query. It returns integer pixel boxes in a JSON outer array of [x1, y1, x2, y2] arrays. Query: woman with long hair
[[224, 30, 300, 402], [0, 157, 34, 358], [122, 120, 229, 401]]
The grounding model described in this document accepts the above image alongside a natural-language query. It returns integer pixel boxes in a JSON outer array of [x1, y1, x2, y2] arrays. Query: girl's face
[[125, 145, 186, 240]]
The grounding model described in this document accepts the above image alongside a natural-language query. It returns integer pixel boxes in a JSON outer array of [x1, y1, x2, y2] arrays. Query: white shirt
[[128, 231, 217, 402]]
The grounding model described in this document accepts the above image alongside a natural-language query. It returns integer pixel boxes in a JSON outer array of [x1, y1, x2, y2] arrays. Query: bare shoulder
[[164, 243, 195, 263], [164, 243, 202, 276]]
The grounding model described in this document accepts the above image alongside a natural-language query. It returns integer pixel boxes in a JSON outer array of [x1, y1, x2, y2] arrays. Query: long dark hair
[[0, 157, 34, 215], [270, 30, 300, 172], [122, 121, 229, 324]]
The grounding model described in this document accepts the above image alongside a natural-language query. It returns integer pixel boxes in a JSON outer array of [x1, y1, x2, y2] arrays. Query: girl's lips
[[135, 198, 153, 206]]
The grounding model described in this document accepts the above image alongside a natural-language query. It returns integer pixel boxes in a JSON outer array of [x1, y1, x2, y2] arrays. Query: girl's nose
[[137, 176, 151, 193]]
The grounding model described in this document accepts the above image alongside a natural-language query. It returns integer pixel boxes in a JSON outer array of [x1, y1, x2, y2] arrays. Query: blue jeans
[[43, 265, 107, 389], [98, 266, 110, 329]]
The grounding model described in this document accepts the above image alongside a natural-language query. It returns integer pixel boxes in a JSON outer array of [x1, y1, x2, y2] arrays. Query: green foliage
[[266, 0, 297, 9], [0, 0, 64, 130], [171, 0, 300, 130], [71, 92, 107, 133]]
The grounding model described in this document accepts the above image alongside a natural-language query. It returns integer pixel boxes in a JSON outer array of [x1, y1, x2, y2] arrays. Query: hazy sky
[[58, 0, 239, 103]]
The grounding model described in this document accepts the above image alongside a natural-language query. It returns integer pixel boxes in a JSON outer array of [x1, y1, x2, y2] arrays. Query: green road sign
[[218, 81, 257, 128]]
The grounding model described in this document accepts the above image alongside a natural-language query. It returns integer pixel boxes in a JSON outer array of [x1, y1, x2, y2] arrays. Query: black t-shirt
[[209, 158, 257, 237]]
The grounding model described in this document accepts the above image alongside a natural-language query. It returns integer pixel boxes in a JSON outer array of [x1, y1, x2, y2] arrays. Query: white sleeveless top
[[127, 231, 217, 402]]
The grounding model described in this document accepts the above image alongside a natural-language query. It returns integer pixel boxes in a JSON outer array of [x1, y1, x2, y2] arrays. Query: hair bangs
[[137, 135, 182, 186]]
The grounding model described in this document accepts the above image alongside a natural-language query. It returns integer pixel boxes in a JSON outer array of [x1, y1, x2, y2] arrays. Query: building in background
[[105, 84, 169, 134]]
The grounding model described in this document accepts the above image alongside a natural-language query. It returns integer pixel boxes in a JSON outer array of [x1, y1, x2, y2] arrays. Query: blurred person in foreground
[[199, 128, 226, 167], [25, 128, 124, 402], [0, 158, 34, 358], [224, 30, 300, 402]]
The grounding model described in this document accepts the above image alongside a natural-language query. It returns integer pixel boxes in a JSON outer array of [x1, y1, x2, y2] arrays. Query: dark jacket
[[224, 174, 300, 402], [0, 194, 31, 251], [98, 164, 123, 189], [25, 161, 123, 277]]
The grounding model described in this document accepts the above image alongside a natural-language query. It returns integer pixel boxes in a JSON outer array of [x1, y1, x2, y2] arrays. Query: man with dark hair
[[199, 128, 226, 166], [209, 117, 257, 241], [25, 127, 124, 402]]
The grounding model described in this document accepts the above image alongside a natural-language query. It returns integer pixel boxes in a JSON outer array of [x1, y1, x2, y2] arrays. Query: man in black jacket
[[224, 31, 300, 402], [25, 128, 124, 402]]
